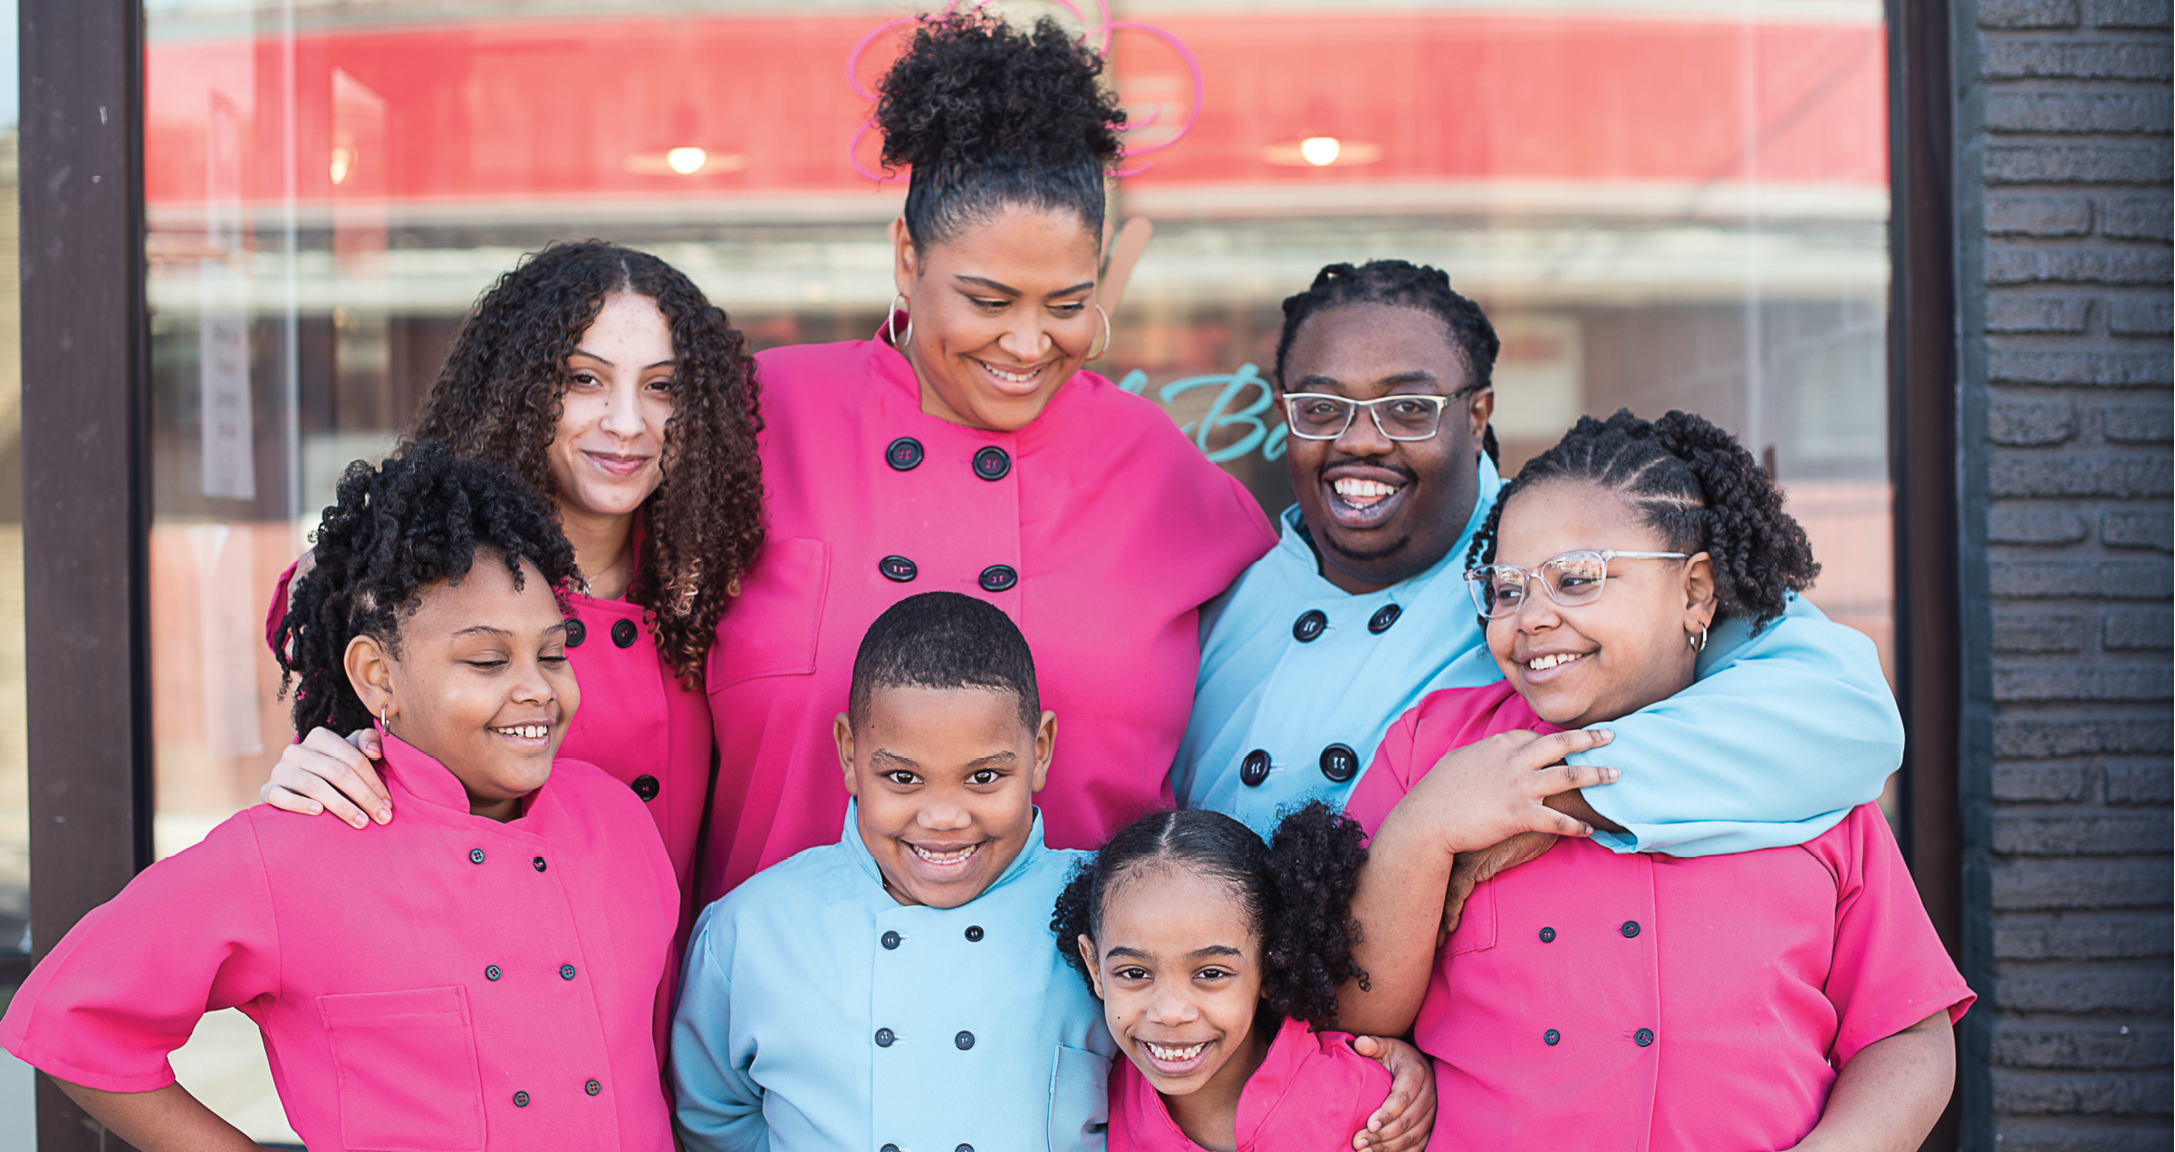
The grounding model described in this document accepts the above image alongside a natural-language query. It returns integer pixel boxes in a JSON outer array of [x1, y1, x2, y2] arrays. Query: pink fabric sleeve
[[1809, 804, 1976, 1066], [0, 814, 283, 1092], [1346, 706, 1426, 838]]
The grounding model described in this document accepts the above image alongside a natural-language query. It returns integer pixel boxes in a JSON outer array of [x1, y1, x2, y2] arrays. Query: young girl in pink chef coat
[[1057, 802, 1468, 1152], [1, 446, 678, 1152], [1339, 410, 1975, 1151]]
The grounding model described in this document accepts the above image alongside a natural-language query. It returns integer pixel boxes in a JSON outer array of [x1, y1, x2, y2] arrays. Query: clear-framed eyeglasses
[[1464, 549, 1691, 619], [1280, 384, 1486, 442]]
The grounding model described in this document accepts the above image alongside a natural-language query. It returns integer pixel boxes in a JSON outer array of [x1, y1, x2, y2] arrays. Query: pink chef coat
[[0, 735, 677, 1152], [1108, 1016, 1391, 1152], [1345, 682, 1975, 1151], [702, 330, 1276, 900]]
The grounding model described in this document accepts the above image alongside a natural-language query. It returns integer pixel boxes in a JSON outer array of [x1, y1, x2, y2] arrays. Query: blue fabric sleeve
[[671, 906, 772, 1152], [1569, 594, 1903, 857]]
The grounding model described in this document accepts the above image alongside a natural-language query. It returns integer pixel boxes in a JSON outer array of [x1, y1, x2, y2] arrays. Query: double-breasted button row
[[482, 962, 578, 981], [879, 437, 1012, 482], [1535, 1027, 1655, 1047], [1531, 921, 1640, 943], [561, 618, 638, 648], [1292, 603, 1405, 643], [870, 1026, 977, 1049], [879, 925, 985, 949], [510, 1081, 601, 1107], [874, 556, 1018, 592], [1237, 745, 1359, 787]]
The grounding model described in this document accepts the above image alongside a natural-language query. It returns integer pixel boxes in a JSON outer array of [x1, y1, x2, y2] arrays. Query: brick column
[[1953, 0, 2173, 1146]]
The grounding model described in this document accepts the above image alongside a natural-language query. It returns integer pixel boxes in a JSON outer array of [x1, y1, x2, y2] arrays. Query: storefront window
[[143, 1, 1890, 1137]]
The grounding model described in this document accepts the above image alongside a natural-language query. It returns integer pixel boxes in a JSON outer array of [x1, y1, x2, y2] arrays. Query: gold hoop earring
[[1688, 625, 1709, 653], [887, 293, 908, 348], [1087, 304, 1112, 361]]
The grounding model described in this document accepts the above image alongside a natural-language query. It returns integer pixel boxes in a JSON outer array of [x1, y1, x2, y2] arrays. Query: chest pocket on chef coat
[[1047, 1044, 1111, 1151], [1448, 879, 1499, 956], [713, 537, 829, 688], [319, 986, 485, 1152]]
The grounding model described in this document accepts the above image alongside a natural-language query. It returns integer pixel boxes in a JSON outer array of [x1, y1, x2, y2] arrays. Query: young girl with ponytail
[[1057, 803, 1473, 1152], [1338, 410, 1974, 1151]]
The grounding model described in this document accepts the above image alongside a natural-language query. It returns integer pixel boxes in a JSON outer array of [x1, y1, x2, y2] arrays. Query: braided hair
[[1469, 409, 1819, 632], [876, 8, 1126, 251], [1274, 259, 1503, 464], [1053, 802, 1369, 1031], [406, 239, 764, 689], [274, 443, 579, 738]]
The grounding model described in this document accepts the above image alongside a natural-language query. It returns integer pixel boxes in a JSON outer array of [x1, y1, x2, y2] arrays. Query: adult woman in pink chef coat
[[265, 240, 765, 932], [699, 11, 1276, 900]]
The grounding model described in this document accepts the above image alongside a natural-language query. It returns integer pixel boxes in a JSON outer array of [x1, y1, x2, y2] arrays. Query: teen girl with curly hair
[[262, 241, 762, 957], [1337, 410, 1974, 1150]]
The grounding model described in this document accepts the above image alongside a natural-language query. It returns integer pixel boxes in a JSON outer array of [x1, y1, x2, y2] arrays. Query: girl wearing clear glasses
[[1336, 409, 1973, 1151]]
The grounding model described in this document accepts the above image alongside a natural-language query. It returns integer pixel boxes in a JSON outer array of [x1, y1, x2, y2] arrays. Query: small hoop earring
[[1688, 625, 1709, 653], [1087, 303, 1112, 361], [379, 704, 389, 732], [886, 293, 907, 348]]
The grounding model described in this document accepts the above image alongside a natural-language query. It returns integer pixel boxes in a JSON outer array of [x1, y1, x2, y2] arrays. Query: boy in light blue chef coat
[[672, 592, 1112, 1151], [1175, 260, 1902, 856]]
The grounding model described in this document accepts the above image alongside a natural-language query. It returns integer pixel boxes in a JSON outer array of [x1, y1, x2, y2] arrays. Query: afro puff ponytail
[[876, 8, 1126, 251]]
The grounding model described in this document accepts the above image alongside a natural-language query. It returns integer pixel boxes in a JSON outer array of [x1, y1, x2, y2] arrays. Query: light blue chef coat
[[672, 804, 1116, 1152], [1173, 455, 1903, 857]]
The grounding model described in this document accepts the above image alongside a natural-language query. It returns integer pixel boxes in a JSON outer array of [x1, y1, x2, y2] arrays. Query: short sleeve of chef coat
[[1806, 804, 1977, 1067], [0, 812, 281, 1092]]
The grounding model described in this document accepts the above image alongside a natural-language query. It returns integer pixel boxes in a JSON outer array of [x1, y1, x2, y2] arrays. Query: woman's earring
[[887, 293, 909, 349], [1688, 625, 1709, 653], [378, 704, 389, 732], [1087, 304, 1112, 361]]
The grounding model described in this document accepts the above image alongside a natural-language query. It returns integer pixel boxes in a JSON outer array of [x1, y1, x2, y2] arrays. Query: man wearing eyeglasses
[[1172, 260, 1902, 867]]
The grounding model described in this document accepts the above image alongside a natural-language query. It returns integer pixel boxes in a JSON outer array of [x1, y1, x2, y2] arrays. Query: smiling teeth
[[1333, 478, 1400, 506], [982, 362, 1039, 383], [1146, 1041, 1207, 1062], [493, 724, 549, 739], [1527, 653, 1584, 671], [910, 844, 976, 865]]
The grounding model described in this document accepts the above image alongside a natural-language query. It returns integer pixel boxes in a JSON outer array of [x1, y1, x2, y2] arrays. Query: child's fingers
[[1522, 726, 1613, 768], [264, 761, 375, 828], [1530, 760, 1619, 798]]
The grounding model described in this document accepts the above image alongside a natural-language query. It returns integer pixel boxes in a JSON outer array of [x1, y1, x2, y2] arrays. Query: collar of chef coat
[[835, 798, 1053, 905], [863, 316, 1101, 454], [376, 733, 550, 825], [1274, 450, 1503, 600]]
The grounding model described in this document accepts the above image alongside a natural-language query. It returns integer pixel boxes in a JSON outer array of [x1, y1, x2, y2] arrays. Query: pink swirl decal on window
[[845, 1, 1202, 182]]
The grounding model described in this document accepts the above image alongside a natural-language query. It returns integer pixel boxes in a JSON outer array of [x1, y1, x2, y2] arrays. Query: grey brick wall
[[1956, 0, 2174, 1146]]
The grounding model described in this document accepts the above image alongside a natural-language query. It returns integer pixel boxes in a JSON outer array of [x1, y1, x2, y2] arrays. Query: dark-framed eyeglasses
[[1280, 384, 1486, 442], [1464, 549, 1692, 618]]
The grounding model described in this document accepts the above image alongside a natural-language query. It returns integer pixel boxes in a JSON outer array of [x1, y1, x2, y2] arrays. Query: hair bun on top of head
[[877, 9, 1124, 175], [876, 8, 1126, 247]]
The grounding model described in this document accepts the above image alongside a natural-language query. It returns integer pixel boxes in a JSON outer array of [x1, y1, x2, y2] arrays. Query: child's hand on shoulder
[[1402, 728, 1618, 854], [1351, 1035, 1436, 1152]]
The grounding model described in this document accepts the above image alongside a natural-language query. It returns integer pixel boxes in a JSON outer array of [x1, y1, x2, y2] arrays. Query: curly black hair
[[1469, 409, 1820, 632], [274, 443, 579, 738], [1052, 802, 1369, 1032], [1275, 259, 1504, 465], [876, 8, 1126, 251], [849, 592, 1040, 732], [405, 239, 764, 688]]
